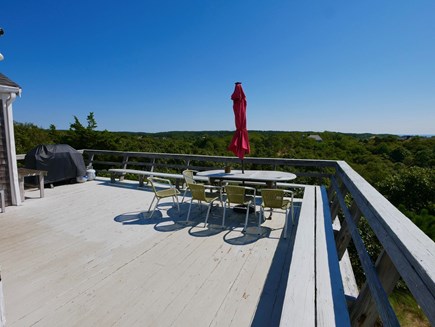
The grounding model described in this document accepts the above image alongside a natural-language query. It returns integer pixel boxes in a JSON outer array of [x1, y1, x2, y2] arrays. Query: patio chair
[[260, 189, 294, 238], [222, 185, 257, 232], [147, 177, 180, 218], [181, 169, 198, 202], [186, 183, 222, 227]]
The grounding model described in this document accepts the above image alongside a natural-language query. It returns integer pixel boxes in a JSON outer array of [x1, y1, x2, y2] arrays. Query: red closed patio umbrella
[[228, 82, 250, 173]]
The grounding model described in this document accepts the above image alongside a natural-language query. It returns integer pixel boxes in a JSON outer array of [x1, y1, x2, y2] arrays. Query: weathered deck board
[[280, 185, 316, 326], [0, 178, 296, 326], [280, 186, 352, 327], [315, 186, 350, 326]]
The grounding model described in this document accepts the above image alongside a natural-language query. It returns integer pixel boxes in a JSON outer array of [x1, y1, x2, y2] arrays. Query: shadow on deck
[[109, 177, 304, 326]]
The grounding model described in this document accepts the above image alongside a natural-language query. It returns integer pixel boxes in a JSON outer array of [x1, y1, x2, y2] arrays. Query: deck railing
[[61, 150, 435, 325], [81, 149, 337, 180], [332, 161, 434, 326]]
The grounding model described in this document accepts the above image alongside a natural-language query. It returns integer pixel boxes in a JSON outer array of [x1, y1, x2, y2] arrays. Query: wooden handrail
[[80, 149, 337, 167], [80, 149, 336, 182]]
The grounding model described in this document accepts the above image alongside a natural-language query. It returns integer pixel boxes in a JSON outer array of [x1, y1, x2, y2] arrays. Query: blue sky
[[1, 1, 434, 134]]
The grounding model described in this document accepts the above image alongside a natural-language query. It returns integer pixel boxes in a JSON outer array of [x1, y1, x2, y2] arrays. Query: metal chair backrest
[[188, 183, 207, 201], [225, 185, 247, 204], [183, 170, 196, 185], [148, 177, 159, 194], [261, 189, 285, 208]]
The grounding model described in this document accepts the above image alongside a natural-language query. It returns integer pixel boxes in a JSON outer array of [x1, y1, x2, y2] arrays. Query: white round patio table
[[197, 169, 296, 188]]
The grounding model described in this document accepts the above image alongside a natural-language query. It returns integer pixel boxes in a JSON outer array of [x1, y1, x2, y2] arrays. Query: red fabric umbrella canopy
[[228, 82, 250, 160]]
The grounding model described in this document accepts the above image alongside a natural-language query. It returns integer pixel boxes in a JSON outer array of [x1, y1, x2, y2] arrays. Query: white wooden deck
[[0, 178, 302, 327]]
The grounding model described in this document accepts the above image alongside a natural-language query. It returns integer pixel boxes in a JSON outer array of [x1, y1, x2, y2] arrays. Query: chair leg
[[186, 199, 193, 222], [242, 201, 250, 232], [149, 198, 160, 218], [148, 196, 156, 214], [174, 195, 180, 213], [222, 201, 227, 228], [204, 202, 213, 228], [284, 208, 289, 239], [181, 188, 189, 203], [258, 207, 263, 235]]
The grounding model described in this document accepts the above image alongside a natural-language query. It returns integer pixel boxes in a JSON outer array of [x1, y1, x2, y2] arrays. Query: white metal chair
[[222, 185, 257, 232], [147, 177, 180, 218], [181, 169, 197, 202], [260, 189, 294, 238], [186, 183, 222, 227]]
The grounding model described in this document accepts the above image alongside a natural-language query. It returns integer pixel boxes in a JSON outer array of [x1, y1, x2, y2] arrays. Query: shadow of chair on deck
[[113, 194, 299, 250], [114, 211, 149, 225], [183, 203, 266, 241], [186, 204, 226, 237], [223, 225, 272, 245], [113, 205, 188, 230]]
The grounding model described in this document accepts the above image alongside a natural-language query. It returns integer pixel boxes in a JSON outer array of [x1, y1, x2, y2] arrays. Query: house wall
[[0, 99, 11, 206]]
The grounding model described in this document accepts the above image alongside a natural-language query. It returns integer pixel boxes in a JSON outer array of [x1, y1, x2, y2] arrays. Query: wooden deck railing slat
[[350, 250, 401, 326], [335, 201, 362, 260], [331, 177, 400, 326]]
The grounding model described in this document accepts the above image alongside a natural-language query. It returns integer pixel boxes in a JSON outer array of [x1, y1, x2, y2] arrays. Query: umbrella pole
[[242, 159, 244, 174]]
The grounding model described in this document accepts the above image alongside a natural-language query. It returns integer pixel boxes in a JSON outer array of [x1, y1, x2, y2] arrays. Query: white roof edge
[[0, 84, 22, 95]]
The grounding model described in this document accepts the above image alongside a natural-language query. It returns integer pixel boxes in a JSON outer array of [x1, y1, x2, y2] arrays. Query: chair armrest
[[205, 184, 222, 190], [204, 185, 224, 198], [148, 177, 174, 187], [244, 186, 257, 197]]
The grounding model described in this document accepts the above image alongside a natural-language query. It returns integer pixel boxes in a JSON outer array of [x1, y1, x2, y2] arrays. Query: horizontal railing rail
[[81, 149, 336, 180]]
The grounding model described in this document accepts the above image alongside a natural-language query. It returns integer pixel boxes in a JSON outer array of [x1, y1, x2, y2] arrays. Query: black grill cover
[[25, 144, 87, 184]]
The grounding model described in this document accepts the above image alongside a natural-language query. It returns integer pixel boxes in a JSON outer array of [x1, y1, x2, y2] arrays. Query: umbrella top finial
[[235, 82, 242, 85]]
